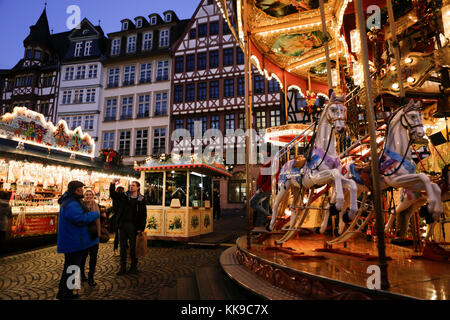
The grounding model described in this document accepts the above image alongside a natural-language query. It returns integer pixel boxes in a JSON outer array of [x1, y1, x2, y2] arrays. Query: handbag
[[135, 232, 148, 258], [99, 225, 110, 243]]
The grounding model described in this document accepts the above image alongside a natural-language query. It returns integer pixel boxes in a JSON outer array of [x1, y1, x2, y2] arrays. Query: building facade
[[0, 9, 70, 122], [56, 18, 108, 152], [170, 0, 284, 210], [99, 11, 188, 166]]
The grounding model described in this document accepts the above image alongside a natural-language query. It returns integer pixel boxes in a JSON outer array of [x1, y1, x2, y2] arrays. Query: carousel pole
[[243, 0, 253, 249], [386, 0, 405, 98], [284, 70, 289, 124], [319, 0, 333, 90], [354, 0, 390, 290]]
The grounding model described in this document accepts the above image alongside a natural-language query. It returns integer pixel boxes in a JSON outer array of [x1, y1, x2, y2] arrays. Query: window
[[209, 21, 219, 35], [84, 41, 93, 56], [119, 131, 131, 156], [105, 98, 117, 121], [108, 68, 119, 87], [165, 13, 172, 22], [143, 32, 153, 51], [153, 128, 166, 154], [185, 84, 195, 102], [40, 103, 49, 116], [223, 21, 231, 35], [211, 115, 219, 129], [159, 29, 169, 47], [136, 19, 142, 28], [76, 66, 86, 79], [127, 36, 136, 53], [224, 79, 234, 97], [84, 115, 94, 130], [156, 60, 169, 81], [25, 49, 32, 59], [88, 64, 98, 78], [237, 77, 245, 96], [236, 47, 244, 65], [174, 85, 183, 103], [209, 50, 219, 68], [121, 97, 133, 120], [270, 110, 281, 127], [175, 56, 184, 73], [74, 89, 84, 104], [111, 39, 121, 55], [197, 82, 207, 101], [140, 63, 152, 83], [186, 54, 195, 72], [209, 81, 219, 99], [74, 42, 83, 57], [197, 52, 207, 70], [223, 48, 234, 66], [62, 90, 72, 104], [135, 129, 148, 156], [268, 79, 280, 93], [256, 111, 266, 131], [187, 118, 194, 137], [254, 76, 265, 94], [34, 50, 41, 60], [21, 77, 26, 87], [175, 119, 184, 130], [27, 76, 33, 86], [71, 116, 82, 130], [122, 21, 129, 30], [86, 88, 96, 102], [150, 16, 157, 25], [123, 65, 135, 85], [198, 23, 207, 37], [228, 172, 246, 203], [199, 116, 207, 134], [102, 132, 115, 149], [154, 92, 167, 116], [189, 28, 196, 39], [225, 114, 235, 131], [239, 113, 245, 129], [137, 95, 150, 118]]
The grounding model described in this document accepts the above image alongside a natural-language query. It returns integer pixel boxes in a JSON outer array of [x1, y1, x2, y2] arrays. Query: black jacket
[[109, 183, 146, 232]]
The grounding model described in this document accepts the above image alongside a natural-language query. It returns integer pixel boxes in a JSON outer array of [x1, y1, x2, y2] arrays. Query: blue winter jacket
[[57, 192, 100, 253]]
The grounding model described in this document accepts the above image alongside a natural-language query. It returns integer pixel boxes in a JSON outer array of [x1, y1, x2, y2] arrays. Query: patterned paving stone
[[0, 242, 226, 300]]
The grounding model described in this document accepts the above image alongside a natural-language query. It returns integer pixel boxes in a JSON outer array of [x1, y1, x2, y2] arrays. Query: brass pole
[[355, 0, 390, 290], [243, 0, 253, 249], [386, 0, 405, 97], [284, 70, 289, 124], [319, 0, 333, 91]]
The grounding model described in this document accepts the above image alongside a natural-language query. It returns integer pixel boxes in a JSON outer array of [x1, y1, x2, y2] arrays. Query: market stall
[[135, 156, 231, 241], [0, 107, 137, 241]]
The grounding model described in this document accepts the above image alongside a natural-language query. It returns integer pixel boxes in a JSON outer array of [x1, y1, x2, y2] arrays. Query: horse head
[[390, 99, 425, 140], [324, 92, 347, 134]]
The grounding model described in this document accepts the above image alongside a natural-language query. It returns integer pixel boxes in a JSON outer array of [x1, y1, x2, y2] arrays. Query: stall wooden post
[[355, 0, 390, 290]]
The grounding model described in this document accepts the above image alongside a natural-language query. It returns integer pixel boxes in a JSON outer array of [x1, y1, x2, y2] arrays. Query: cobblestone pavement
[[0, 242, 226, 300]]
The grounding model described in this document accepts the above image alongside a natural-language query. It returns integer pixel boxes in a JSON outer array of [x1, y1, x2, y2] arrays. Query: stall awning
[[135, 163, 232, 178]]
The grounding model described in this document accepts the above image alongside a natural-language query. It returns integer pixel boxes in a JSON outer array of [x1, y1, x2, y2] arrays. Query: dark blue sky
[[0, 0, 199, 69]]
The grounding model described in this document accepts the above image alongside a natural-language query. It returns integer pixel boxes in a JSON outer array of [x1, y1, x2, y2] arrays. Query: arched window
[[228, 172, 246, 203]]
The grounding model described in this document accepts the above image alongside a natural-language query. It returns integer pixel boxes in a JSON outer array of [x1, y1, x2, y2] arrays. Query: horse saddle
[[293, 155, 306, 169], [350, 162, 372, 188]]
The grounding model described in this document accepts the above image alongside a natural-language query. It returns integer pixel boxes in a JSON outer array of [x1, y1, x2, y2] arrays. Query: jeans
[[57, 250, 84, 298], [250, 189, 271, 227], [213, 206, 221, 220], [80, 243, 99, 280], [119, 222, 137, 269]]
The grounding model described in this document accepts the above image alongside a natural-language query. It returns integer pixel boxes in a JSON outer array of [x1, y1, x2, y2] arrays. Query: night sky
[[0, 0, 200, 69]]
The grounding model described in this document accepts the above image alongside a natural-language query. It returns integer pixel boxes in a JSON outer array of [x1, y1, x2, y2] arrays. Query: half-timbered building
[[170, 0, 284, 211]]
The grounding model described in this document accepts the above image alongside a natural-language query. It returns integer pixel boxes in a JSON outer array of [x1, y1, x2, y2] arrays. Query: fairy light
[[405, 57, 413, 64], [392, 82, 400, 90], [407, 77, 415, 84]]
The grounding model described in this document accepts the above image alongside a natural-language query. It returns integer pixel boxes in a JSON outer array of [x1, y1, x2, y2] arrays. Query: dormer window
[[122, 21, 129, 31], [165, 13, 172, 22], [74, 42, 83, 57], [159, 29, 169, 47], [136, 19, 142, 28], [150, 16, 157, 25], [84, 41, 93, 56], [34, 50, 41, 60], [127, 35, 136, 53], [25, 49, 32, 59], [111, 38, 121, 55]]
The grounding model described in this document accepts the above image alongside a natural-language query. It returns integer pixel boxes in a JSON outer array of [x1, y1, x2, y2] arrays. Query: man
[[0, 191, 12, 254], [213, 187, 221, 220], [110, 180, 146, 275], [56, 181, 99, 300], [110, 185, 125, 256]]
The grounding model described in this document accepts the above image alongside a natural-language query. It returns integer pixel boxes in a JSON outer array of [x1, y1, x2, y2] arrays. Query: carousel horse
[[269, 92, 358, 241], [326, 99, 443, 239]]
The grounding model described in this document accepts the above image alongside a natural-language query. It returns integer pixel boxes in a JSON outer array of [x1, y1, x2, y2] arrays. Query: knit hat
[[68, 180, 85, 193]]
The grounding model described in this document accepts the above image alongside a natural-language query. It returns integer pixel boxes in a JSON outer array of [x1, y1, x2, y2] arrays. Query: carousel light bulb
[[405, 57, 413, 64], [407, 77, 415, 84], [350, 29, 361, 53], [392, 82, 400, 90], [390, 65, 397, 71], [443, 4, 450, 38]]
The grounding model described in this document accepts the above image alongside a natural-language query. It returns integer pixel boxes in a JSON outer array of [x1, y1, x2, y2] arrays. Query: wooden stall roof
[[135, 163, 232, 178]]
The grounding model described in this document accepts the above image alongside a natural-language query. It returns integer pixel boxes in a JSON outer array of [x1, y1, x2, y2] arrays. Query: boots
[[88, 274, 97, 287], [128, 262, 138, 274], [116, 264, 127, 276]]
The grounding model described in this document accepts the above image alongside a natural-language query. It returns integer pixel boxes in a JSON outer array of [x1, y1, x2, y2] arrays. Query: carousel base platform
[[220, 233, 449, 300]]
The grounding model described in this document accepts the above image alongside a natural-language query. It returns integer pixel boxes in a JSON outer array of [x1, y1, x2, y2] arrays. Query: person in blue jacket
[[56, 181, 99, 300]]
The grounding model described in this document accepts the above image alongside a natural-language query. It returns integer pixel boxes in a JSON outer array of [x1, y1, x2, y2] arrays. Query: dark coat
[[109, 183, 146, 232]]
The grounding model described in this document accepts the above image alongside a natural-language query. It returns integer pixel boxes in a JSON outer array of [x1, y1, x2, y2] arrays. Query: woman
[[80, 189, 101, 287]]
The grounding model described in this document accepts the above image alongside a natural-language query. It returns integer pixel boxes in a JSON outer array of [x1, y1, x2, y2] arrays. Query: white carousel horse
[[328, 99, 443, 239], [269, 93, 358, 239]]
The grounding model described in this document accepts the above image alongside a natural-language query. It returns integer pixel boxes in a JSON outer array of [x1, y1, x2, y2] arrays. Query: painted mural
[[254, 0, 320, 18], [272, 30, 330, 57]]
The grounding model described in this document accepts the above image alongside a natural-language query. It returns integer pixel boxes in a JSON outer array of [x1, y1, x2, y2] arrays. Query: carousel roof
[[135, 162, 232, 177]]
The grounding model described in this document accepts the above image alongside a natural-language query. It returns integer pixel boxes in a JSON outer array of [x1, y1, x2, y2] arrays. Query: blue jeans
[[250, 189, 271, 227]]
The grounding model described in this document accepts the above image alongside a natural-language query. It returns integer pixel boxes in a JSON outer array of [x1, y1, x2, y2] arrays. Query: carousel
[[218, 0, 450, 299]]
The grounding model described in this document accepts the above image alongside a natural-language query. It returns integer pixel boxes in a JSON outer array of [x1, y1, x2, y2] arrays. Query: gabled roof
[[134, 16, 150, 28], [120, 19, 136, 30], [69, 18, 103, 39], [24, 8, 52, 49]]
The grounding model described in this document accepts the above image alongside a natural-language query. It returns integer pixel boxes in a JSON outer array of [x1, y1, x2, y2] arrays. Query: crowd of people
[[56, 179, 146, 300]]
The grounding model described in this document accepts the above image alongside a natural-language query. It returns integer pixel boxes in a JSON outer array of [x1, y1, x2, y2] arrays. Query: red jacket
[[257, 158, 279, 193]]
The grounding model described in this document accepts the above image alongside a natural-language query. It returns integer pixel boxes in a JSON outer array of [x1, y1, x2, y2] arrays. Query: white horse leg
[[332, 169, 345, 211], [430, 182, 443, 220], [320, 188, 335, 234], [270, 180, 290, 230], [337, 178, 358, 234]]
